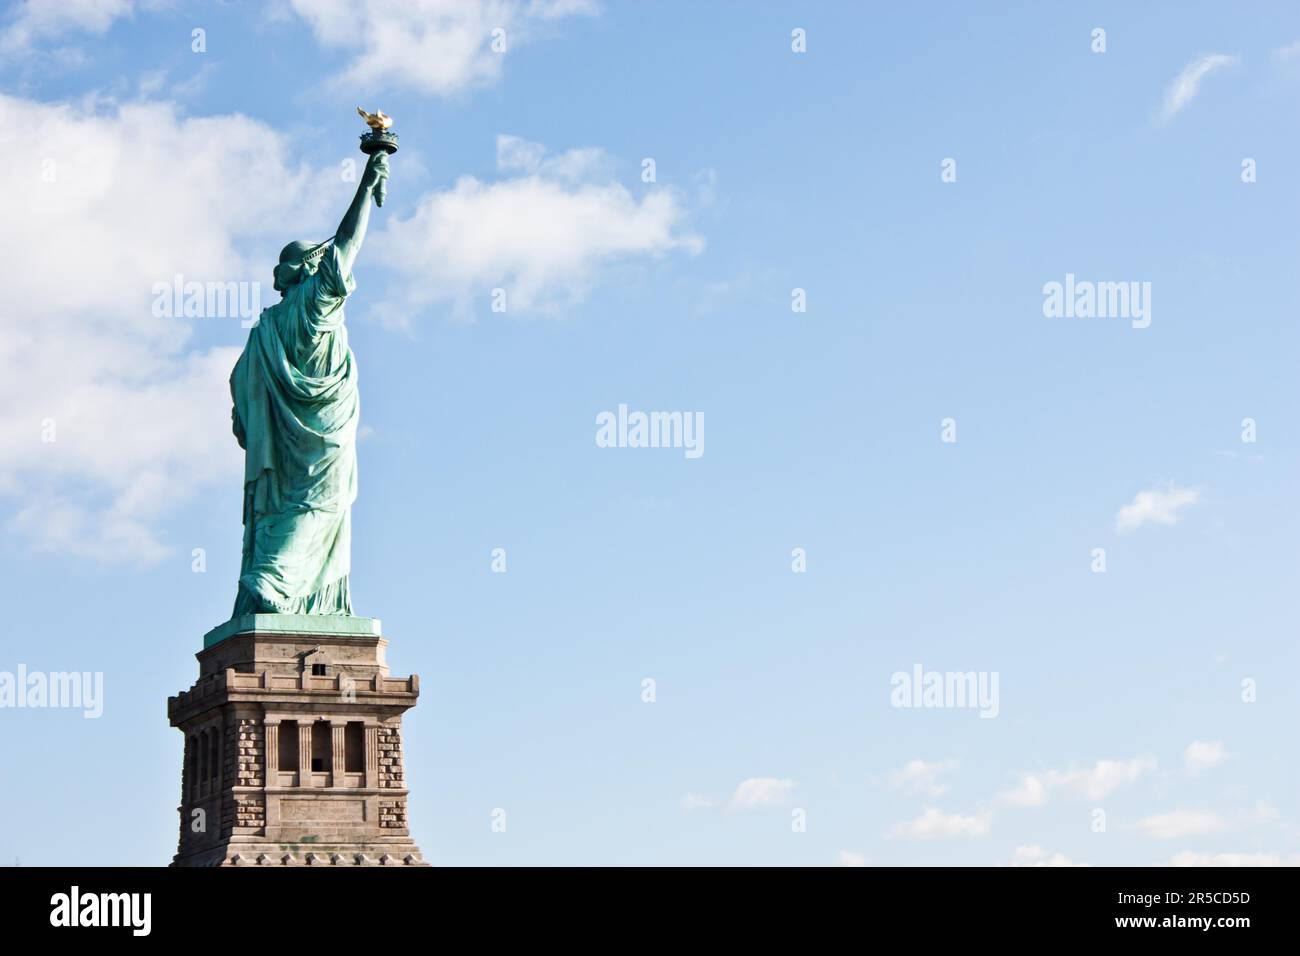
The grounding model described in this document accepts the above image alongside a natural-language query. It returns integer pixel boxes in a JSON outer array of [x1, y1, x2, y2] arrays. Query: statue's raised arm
[[335, 149, 389, 276]]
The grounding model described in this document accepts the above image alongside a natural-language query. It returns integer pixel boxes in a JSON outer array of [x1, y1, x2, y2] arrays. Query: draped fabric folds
[[229, 245, 359, 615]]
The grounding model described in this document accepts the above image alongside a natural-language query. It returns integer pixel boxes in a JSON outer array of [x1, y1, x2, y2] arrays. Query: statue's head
[[273, 240, 328, 294]]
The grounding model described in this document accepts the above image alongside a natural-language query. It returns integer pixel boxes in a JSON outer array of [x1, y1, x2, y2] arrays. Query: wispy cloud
[[728, 777, 796, 810], [288, 0, 598, 97], [1000, 756, 1156, 807], [1158, 53, 1238, 124], [1184, 740, 1228, 775], [888, 758, 959, 797], [836, 850, 867, 867], [1272, 40, 1300, 61], [1009, 845, 1086, 867], [1137, 809, 1226, 839], [374, 134, 702, 323], [1116, 483, 1200, 533], [0, 0, 134, 55], [1250, 800, 1279, 823], [1167, 850, 1300, 867], [682, 777, 797, 813], [681, 793, 720, 812], [888, 807, 991, 839]]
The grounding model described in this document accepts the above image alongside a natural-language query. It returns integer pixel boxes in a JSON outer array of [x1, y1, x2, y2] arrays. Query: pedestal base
[[175, 838, 427, 868], [167, 616, 427, 866]]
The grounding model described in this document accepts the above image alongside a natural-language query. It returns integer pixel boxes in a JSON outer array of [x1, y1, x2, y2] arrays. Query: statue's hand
[[362, 151, 390, 205]]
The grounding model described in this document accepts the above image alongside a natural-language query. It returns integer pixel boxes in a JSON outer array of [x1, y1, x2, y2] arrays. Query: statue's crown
[[301, 242, 330, 263]]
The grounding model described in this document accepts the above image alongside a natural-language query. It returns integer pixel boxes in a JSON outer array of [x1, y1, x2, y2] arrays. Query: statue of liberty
[[229, 126, 392, 616]]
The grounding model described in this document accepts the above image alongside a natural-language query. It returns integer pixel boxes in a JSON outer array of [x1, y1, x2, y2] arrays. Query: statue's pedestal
[[167, 615, 427, 866]]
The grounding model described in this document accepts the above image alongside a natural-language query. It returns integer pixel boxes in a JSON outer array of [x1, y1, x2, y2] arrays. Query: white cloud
[[1167, 851, 1300, 867], [496, 133, 609, 181], [1000, 774, 1049, 808], [1158, 53, 1238, 123], [888, 807, 991, 839], [888, 758, 958, 797], [1, 0, 134, 54], [1272, 41, 1300, 61], [1009, 845, 1086, 867], [1000, 757, 1156, 808], [1251, 800, 1279, 823], [1115, 483, 1200, 533], [683, 777, 796, 812], [1184, 740, 1228, 775], [0, 93, 335, 562], [1137, 809, 1226, 839], [1072, 758, 1157, 798], [373, 135, 702, 322], [836, 850, 867, 867], [728, 777, 796, 811], [681, 793, 720, 812], [288, 0, 598, 97]]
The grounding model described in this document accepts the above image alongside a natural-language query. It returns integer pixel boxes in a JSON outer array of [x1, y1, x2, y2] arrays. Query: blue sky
[[1, 0, 1298, 866]]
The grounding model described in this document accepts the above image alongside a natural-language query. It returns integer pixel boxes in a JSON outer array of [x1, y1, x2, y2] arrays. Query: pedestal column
[[264, 720, 280, 785], [331, 722, 346, 786], [298, 722, 313, 787]]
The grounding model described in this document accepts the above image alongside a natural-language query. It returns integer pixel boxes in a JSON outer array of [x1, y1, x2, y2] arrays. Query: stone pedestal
[[167, 615, 427, 866]]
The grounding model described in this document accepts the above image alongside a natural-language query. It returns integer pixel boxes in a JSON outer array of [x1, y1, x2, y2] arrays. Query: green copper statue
[[228, 113, 396, 616]]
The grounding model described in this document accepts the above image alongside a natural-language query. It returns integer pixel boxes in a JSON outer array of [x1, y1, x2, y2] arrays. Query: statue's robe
[[229, 245, 358, 615]]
